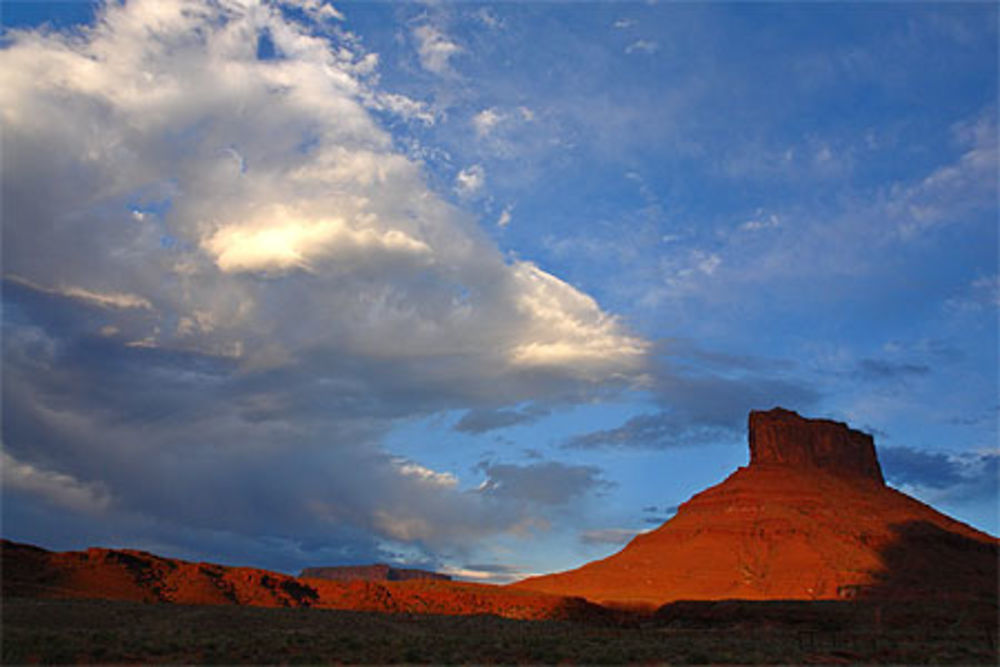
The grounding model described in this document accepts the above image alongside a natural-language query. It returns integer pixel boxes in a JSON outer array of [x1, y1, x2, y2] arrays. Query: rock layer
[[513, 408, 996, 606]]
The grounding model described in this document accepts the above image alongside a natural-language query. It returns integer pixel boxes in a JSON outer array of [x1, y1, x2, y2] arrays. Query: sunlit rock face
[[748, 408, 884, 484], [513, 408, 997, 606]]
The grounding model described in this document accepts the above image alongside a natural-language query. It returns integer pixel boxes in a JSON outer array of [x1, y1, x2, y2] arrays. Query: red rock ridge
[[0, 540, 603, 621]]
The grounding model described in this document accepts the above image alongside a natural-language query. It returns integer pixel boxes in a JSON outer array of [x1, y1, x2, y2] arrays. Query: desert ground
[[4, 595, 997, 665]]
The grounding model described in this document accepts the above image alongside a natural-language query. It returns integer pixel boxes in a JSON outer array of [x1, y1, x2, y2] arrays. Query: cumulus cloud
[[2, 0, 644, 391], [412, 23, 462, 75], [473, 108, 503, 136], [0, 0, 645, 570], [202, 206, 432, 275], [2, 450, 112, 514], [454, 164, 486, 198]]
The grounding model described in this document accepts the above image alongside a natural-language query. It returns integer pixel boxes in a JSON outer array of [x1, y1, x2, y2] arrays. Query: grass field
[[2, 596, 996, 664]]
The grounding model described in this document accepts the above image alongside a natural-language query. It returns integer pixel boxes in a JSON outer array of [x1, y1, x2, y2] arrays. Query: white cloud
[[508, 262, 648, 376], [5, 275, 153, 310], [285, 0, 345, 23], [2, 450, 112, 514], [625, 39, 659, 55], [412, 23, 462, 75], [613, 18, 636, 29], [696, 253, 721, 275], [366, 91, 436, 126], [971, 274, 1000, 306], [740, 211, 781, 232], [474, 8, 504, 30], [202, 206, 431, 275], [454, 164, 486, 197], [473, 108, 503, 136], [888, 111, 997, 239], [393, 458, 459, 489], [497, 205, 513, 228], [440, 564, 536, 584], [945, 273, 1000, 312]]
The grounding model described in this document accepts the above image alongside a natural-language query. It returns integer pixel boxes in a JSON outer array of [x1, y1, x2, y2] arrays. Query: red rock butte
[[512, 407, 997, 606]]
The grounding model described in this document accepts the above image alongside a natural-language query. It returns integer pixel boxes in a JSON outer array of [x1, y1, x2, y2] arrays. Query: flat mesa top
[[748, 408, 884, 484]]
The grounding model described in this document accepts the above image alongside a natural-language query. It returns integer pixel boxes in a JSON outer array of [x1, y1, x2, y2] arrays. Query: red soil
[[512, 408, 998, 606]]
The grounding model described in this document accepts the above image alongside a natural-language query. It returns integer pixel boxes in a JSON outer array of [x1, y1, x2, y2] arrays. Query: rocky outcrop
[[512, 408, 996, 606], [748, 408, 884, 484], [300, 564, 451, 582]]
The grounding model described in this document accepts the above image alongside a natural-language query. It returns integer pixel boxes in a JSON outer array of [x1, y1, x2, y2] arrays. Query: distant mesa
[[300, 564, 451, 582], [512, 407, 997, 606]]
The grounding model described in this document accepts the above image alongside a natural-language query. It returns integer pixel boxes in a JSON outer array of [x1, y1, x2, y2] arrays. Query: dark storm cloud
[[855, 358, 931, 380], [476, 461, 612, 506], [640, 504, 678, 525], [453, 405, 550, 434], [565, 412, 733, 449], [878, 446, 965, 488], [566, 349, 820, 449], [879, 445, 999, 503]]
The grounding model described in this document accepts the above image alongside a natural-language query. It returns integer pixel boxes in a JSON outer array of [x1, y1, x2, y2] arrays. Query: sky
[[1, 0, 997, 583]]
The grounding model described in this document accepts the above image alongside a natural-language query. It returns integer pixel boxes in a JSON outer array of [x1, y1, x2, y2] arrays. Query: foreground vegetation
[[3, 596, 996, 664]]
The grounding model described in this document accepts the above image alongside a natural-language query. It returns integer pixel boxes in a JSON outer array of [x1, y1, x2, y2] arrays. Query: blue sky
[[2, 0, 997, 582]]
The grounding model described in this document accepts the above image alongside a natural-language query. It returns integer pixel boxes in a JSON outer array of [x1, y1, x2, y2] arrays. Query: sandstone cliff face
[[748, 408, 884, 484], [513, 408, 996, 606]]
